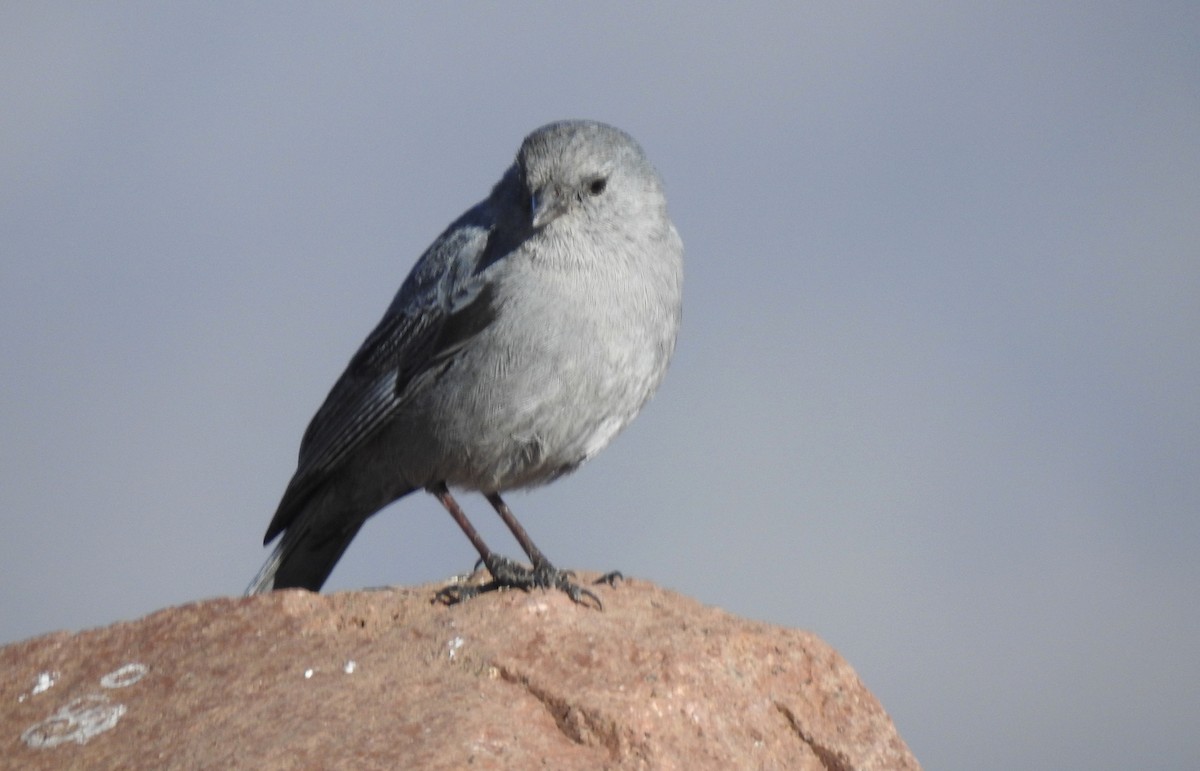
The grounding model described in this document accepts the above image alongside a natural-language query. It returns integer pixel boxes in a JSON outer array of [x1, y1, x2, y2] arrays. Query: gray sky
[[3, 4, 1197, 768]]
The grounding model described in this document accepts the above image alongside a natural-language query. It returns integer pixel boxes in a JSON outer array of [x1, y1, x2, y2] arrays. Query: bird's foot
[[434, 555, 618, 609]]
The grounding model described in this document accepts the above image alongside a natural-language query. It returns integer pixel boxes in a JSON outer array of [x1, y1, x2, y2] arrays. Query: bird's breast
[[402, 256, 676, 491]]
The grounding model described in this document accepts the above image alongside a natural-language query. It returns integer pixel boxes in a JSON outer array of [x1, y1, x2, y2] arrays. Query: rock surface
[[2, 577, 919, 770]]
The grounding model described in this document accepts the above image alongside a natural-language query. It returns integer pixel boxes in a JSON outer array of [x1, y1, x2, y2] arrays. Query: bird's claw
[[593, 570, 623, 587]]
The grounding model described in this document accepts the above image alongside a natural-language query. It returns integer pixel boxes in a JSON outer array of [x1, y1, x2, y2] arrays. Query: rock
[[1, 577, 920, 770]]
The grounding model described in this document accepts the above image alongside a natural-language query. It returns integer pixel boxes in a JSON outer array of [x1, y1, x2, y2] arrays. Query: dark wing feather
[[263, 214, 497, 543]]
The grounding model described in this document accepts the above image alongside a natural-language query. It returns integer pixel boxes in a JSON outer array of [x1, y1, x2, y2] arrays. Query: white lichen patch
[[100, 663, 148, 689], [31, 671, 60, 696], [22, 694, 127, 748]]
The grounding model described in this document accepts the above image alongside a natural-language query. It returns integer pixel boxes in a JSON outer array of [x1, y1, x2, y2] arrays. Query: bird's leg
[[485, 492, 618, 608], [428, 482, 612, 608], [484, 491, 550, 566], [429, 482, 494, 566], [429, 482, 523, 604]]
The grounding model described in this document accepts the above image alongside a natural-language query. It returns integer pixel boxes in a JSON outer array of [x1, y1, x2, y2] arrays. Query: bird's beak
[[530, 184, 569, 229]]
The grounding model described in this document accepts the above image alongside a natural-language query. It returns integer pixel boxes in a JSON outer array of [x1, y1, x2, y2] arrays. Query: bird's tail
[[244, 517, 366, 596], [245, 539, 287, 595]]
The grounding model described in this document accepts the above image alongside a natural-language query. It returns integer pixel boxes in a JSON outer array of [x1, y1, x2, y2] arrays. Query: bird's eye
[[587, 177, 607, 196]]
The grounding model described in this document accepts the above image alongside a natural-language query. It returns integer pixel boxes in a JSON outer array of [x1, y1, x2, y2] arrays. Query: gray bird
[[246, 120, 683, 605]]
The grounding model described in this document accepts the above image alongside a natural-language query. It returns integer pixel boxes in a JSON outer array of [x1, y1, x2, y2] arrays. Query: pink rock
[[1, 578, 920, 770]]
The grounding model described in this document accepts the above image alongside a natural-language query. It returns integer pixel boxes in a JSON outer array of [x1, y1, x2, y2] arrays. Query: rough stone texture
[[2, 577, 920, 770]]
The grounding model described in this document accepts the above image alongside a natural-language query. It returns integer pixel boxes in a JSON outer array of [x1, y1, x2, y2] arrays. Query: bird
[[246, 120, 683, 606]]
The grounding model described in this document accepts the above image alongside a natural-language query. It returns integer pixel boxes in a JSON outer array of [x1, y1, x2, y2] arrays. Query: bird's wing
[[263, 214, 498, 543]]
